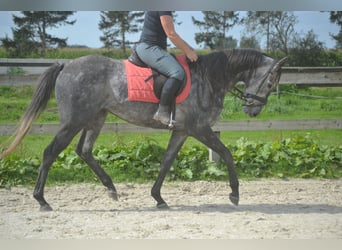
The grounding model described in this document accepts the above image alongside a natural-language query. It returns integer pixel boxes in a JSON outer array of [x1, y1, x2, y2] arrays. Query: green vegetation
[[222, 85, 342, 120], [1, 129, 341, 159], [1, 46, 342, 65], [1, 85, 341, 124], [1, 134, 341, 188], [0, 47, 130, 60]]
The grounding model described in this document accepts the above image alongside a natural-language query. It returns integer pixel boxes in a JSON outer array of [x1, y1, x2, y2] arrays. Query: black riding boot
[[153, 77, 182, 126]]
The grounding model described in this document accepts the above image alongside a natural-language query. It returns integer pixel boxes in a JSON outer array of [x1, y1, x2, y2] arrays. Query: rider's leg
[[153, 77, 182, 125], [135, 43, 186, 125]]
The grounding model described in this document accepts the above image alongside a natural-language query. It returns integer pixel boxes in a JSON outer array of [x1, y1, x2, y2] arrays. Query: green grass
[[1, 130, 341, 159], [1, 86, 341, 124], [221, 87, 342, 120]]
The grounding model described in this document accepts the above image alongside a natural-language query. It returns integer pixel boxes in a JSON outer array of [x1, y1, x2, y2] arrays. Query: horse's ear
[[273, 57, 288, 71], [278, 57, 288, 65]]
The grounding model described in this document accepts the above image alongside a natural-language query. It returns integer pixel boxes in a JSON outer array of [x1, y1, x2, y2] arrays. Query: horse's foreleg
[[75, 112, 118, 201], [151, 130, 187, 208], [191, 125, 239, 206], [33, 126, 80, 211]]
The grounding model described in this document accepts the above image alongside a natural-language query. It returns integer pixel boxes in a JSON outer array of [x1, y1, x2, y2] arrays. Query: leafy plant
[[230, 134, 342, 178], [1, 134, 341, 188], [0, 154, 39, 188]]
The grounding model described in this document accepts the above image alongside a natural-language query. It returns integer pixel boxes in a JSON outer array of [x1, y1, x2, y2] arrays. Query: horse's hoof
[[40, 204, 53, 212], [157, 203, 169, 209], [229, 193, 239, 206], [108, 190, 119, 201]]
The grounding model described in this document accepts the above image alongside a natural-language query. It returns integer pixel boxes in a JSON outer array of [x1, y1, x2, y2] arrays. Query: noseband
[[230, 60, 279, 107], [230, 87, 268, 106]]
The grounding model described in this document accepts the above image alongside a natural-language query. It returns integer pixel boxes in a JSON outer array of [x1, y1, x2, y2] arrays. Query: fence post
[[208, 131, 221, 163]]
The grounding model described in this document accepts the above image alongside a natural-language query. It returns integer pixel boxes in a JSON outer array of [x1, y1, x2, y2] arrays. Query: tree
[[329, 11, 342, 49], [192, 11, 240, 50], [98, 11, 144, 56], [244, 11, 297, 54], [288, 30, 325, 66], [222, 36, 238, 49], [239, 35, 260, 49], [1, 11, 76, 57], [244, 11, 272, 51], [1, 26, 39, 57]]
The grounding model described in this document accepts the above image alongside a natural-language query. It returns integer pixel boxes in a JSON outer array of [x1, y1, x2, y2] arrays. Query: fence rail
[[1, 119, 341, 136], [0, 58, 342, 87]]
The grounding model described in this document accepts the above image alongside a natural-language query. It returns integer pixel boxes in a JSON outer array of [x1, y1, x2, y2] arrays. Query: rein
[[230, 86, 268, 106]]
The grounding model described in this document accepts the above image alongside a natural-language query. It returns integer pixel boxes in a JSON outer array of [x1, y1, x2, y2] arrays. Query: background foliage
[[1, 134, 341, 188], [1, 11, 341, 63]]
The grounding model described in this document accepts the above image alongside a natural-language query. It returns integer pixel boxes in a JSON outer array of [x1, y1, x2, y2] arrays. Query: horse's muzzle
[[243, 104, 263, 117]]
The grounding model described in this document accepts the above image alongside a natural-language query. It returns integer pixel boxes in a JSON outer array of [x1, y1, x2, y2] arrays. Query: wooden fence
[[1, 119, 341, 136], [1, 119, 341, 162], [0, 58, 342, 87]]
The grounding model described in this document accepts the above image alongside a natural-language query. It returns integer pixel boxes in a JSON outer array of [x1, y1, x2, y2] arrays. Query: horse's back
[[55, 54, 125, 123]]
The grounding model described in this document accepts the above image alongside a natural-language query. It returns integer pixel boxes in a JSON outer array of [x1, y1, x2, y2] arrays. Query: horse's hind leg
[[33, 125, 80, 211], [75, 111, 118, 201]]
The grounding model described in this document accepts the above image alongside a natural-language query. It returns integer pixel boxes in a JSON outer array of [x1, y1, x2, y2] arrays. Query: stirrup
[[168, 112, 175, 128]]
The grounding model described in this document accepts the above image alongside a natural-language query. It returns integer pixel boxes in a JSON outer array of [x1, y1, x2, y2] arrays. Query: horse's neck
[[230, 73, 245, 89], [189, 67, 226, 113], [198, 53, 246, 94]]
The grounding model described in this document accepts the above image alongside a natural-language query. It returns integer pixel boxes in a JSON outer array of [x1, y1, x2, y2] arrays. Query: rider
[[135, 11, 198, 125]]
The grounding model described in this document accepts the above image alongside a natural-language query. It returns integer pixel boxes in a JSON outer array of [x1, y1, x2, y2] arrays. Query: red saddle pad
[[125, 55, 191, 104]]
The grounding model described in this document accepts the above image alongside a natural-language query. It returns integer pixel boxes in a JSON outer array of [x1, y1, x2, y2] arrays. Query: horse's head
[[242, 56, 287, 117]]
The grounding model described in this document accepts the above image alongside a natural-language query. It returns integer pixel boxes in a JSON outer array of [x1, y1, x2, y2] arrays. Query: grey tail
[[1, 63, 64, 159]]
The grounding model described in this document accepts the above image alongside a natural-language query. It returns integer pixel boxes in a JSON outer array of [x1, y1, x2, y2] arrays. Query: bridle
[[229, 85, 268, 106], [229, 60, 281, 107]]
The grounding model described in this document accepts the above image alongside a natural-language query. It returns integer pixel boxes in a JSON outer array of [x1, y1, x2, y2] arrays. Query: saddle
[[128, 47, 149, 68], [126, 47, 191, 103]]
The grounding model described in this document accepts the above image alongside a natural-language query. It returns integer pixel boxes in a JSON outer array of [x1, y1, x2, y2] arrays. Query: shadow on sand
[[67, 202, 342, 215]]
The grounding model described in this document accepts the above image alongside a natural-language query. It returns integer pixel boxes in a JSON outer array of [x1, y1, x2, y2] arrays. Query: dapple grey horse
[[1, 49, 287, 211]]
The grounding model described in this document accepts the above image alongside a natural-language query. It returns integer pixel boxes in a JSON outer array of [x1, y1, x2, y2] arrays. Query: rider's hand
[[186, 49, 198, 62]]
